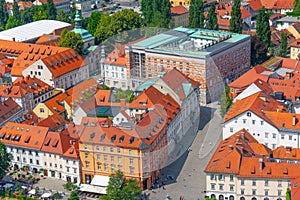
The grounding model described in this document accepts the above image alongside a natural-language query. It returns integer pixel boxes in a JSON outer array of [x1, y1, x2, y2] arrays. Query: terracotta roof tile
[[0, 122, 48, 150], [0, 98, 22, 124], [249, 0, 263, 11], [38, 113, 68, 131], [273, 147, 300, 160], [171, 6, 188, 15]]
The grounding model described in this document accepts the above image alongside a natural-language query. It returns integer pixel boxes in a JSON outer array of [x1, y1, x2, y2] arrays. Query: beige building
[[171, 6, 189, 28], [205, 129, 297, 200], [290, 38, 300, 59]]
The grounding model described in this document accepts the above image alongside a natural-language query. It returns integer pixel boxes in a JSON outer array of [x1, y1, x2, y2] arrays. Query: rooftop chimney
[[293, 115, 297, 126], [259, 158, 264, 171]]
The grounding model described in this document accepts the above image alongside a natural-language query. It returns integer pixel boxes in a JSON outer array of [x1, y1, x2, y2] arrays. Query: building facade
[[127, 27, 250, 103]]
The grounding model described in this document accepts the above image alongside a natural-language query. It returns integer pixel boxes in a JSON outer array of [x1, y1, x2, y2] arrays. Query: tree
[[46, 0, 57, 19], [286, 188, 291, 200], [101, 171, 141, 200], [52, 192, 63, 199], [86, 11, 102, 35], [229, 0, 243, 33], [141, 0, 170, 28], [56, 10, 71, 23], [256, 7, 271, 48], [12, 2, 20, 21], [115, 89, 135, 103], [5, 16, 20, 29], [294, 0, 300, 12], [68, 191, 79, 200], [278, 31, 287, 57], [63, 181, 79, 192], [251, 35, 268, 66], [58, 29, 84, 54], [189, 0, 204, 28], [206, 3, 218, 30], [220, 85, 232, 117], [0, 0, 8, 28], [33, 6, 49, 21], [0, 142, 11, 180]]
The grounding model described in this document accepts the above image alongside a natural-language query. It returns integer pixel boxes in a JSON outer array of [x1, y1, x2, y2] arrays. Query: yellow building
[[170, 0, 190, 6], [79, 107, 169, 189], [290, 38, 300, 60]]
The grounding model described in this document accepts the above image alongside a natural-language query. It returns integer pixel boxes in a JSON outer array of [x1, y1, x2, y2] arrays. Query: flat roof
[[131, 27, 250, 57], [0, 20, 71, 42]]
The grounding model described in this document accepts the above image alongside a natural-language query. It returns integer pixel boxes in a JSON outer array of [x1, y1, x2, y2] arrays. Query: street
[[146, 102, 223, 200]]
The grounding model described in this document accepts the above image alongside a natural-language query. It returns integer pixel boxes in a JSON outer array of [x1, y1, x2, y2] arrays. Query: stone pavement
[[145, 103, 223, 200]]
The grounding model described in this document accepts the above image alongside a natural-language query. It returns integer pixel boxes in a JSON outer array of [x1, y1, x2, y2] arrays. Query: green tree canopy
[[5, 16, 20, 29], [286, 187, 291, 200], [206, 3, 218, 30], [294, 0, 300, 12], [68, 191, 79, 200], [220, 85, 232, 117], [278, 31, 287, 57], [56, 10, 72, 23], [0, 0, 8, 28], [33, 6, 49, 21], [58, 29, 84, 54], [12, 2, 20, 21], [141, 0, 170, 28], [256, 7, 271, 48], [115, 89, 134, 103], [46, 0, 57, 19], [189, 0, 205, 28], [100, 171, 141, 200], [86, 11, 102, 35], [251, 35, 268, 66], [229, 0, 243, 33], [0, 142, 11, 180]]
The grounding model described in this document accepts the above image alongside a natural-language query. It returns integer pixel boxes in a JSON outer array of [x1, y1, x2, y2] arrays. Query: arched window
[[219, 195, 224, 200], [211, 194, 216, 199], [229, 195, 234, 200], [277, 198, 282, 200], [240, 197, 245, 200], [264, 198, 269, 200], [251, 198, 257, 200]]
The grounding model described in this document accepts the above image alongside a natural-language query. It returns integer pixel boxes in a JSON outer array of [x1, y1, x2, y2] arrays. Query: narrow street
[[146, 103, 223, 200]]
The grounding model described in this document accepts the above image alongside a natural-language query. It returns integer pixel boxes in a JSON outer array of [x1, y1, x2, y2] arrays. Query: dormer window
[[247, 112, 251, 117], [139, 101, 146, 106]]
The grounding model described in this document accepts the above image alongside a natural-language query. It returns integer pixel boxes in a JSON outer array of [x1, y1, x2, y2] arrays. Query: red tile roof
[[0, 122, 49, 150], [0, 98, 22, 124], [292, 177, 300, 200], [41, 131, 79, 159], [290, 38, 300, 48], [249, 0, 263, 11], [38, 113, 68, 131], [205, 129, 270, 174], [273, 147, 300, 160], [224, 92, 286, 125], [261, 0, 294, 9], [171, 6, 188, 15], [17, 1, 33, 10], [264, 111, 300, 130]]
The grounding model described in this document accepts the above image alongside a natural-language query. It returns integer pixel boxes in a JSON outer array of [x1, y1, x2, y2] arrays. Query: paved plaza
[[145, 103, 223, 200]]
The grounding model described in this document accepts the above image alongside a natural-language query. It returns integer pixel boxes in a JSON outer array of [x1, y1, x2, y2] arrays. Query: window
[[273, 133, 276, 139], [230, 127, 233, 133], [265, 180, 269, 186], [261, 121, 264, 125], [85, 153, 88, 159], [252, 189, 256, 195], [60, 164, 62, 169], [118, 157, 121, 163], [103, 146, 106, 152], [265, 133, 269, 138], [110, 147, 114, 152], [66, 167, 70, 172], [219, 184, 224, 190], [84, 144, 88, 149], [129, 150, 132, 155], [211, 184, 215, 190], [130, 167, 134, 174], [111, 165, 115, 172], [252, 180, 256, 186], [130, 158, 133, 165], [247, 112, 251, 117], [73, 168, 77, 173], [281, 135, 285, 140], [96, 146, 99, 151], [97, 163, 101, 170], [241, 179, 244, 185], [210, 174, 215, 180], [104, 164, 108, 171], [111, 156, 114, 162], [117, 148, 121, 153], [218, 174, 223, 180], [104, 155, 107, 161], [230, 185, 234, 191], [230, 175, 234, 182], [243, 119, 246, 124], [85, 162, 89, 168], [97, 154, 100, 160], [278, 190, 282, 196], [289, 135, 293, 140], [40, 108, 45, 113], [241, 189, 244, 195], [278, 180, 282, 187], [252, 120, 255, 125], [265, 190, 269, 196], [55, 164, 57, 168], [272, 144, 276, 149]]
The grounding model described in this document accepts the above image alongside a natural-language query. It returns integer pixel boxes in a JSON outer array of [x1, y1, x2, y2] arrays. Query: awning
[[41, 193, 52, 198], [79, 184, 107, 194], [28, 189, 36, 195], [90, 175, 109, 187]]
